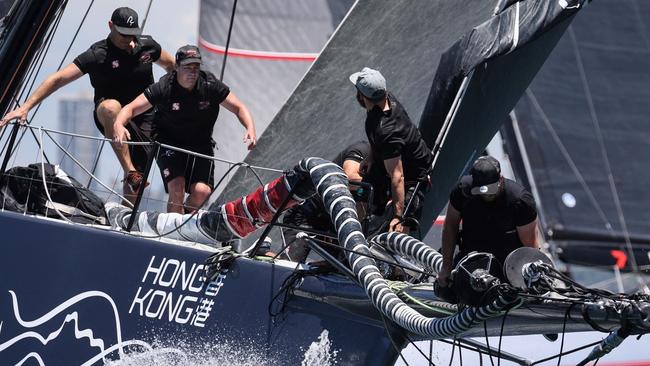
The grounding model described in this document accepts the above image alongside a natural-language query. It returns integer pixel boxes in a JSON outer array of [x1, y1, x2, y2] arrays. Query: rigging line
[[483, 322, 496, 366], [447, 337, 456, 366], [24, 2, 69, 121], [16, 123, 282, 173], [379, 312, 410, 366], [30, 0, 94, 119], [304, 235, 432, 276], [530, 340, 602, 365], [497, 308, 509, 366], [115, 161, 255, 241], [42, 129, 133, 207], [140, 0, 153, 31], [55, 0, 93, 71], [17, 5, 63, 104], [0, 0, 62, 106], [525, 89, 612, 231], [403, 334, 437, 366], [37, 127, 73, 223], [58, 132, 75, 166], [555, 306, 571, 366], [568, 27, 642, 278], [219, 0, 239, 82], [159, 142, 283, 173]]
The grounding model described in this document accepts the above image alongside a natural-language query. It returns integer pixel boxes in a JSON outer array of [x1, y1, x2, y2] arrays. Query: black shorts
[[93, 107, 154, 173], [156, 145, 215, 194]]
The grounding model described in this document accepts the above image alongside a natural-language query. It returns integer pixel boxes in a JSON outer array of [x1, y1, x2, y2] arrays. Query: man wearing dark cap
[[349, 67, 433, 234], [437, 155, 539, 287], [0, 7, 175, 203], [113, 45, 256, 213]]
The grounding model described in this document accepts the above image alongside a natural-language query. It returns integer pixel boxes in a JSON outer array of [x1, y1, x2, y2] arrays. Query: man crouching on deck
[[113, 45, 256, 213]]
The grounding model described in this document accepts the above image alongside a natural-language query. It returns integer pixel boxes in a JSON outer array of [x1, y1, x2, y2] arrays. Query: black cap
[[175, 45, 202, 65], [470, 156, 501, 195], [111, 7, 141, 36]]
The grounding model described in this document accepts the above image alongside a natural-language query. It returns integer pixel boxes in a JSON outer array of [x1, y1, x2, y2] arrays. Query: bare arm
[[384, 156, 405, 232], [342, 160, 363, 182], [155, 50, 175, 73], [517, 219, 539, 249], [438, 204, 461, 286], [221, 92, 256, 150], [112, 94, 152, 145], [1, 63, 83, 126]]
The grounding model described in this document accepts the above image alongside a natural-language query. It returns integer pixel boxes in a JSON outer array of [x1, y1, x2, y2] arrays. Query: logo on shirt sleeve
[[140, 53, 152, 64], [172, 102, 180, 111], [112, 60, 120, 69]]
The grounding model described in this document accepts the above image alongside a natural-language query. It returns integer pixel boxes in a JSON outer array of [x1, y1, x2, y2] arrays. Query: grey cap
[[349, 67, 387, 101]]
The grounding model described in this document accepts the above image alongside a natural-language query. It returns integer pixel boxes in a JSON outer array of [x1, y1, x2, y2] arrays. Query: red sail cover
[[223, 175, 298, 237]]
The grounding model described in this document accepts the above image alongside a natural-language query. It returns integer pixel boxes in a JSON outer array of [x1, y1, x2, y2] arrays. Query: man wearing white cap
[[349, 67, 433, 234], [437, 155, 539, 287]]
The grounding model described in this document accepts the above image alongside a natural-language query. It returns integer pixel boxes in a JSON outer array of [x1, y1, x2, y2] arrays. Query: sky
[[7, 0, 200, 209], [32, 0, 200, 125]]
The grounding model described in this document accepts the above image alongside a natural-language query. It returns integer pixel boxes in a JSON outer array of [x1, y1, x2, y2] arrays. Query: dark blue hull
[[0, 211, 402, 365]]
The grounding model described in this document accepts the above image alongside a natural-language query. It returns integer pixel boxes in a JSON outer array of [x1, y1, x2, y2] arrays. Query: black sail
[[503, 0, 650, 271]]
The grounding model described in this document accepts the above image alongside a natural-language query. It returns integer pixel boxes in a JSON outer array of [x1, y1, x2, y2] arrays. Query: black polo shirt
[[449, 177, 538, 265], [332, 140, 371, 167], [73, 36, 161, 107], [144, 70, 230, 149], [364, 94, 432, 184]]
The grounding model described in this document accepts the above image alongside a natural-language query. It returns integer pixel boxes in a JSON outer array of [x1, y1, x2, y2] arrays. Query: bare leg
[[186, 182, 212, 212], [96, 100, 136, 173], [96, 99, 140, 204], [167, 176, 186, 213]]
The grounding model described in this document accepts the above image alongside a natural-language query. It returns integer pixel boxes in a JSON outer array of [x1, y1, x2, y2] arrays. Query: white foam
[[301, 329, 339, 366]]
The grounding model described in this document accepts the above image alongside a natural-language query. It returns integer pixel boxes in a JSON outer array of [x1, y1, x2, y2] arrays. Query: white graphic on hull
[[0, 290, 187, 365]]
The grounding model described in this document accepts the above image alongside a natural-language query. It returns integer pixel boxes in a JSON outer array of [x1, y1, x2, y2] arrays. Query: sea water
[[101, 329, 337, 366]]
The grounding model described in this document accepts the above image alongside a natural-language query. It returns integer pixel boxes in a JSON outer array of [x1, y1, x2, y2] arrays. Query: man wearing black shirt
[[282, 141, 373, 262], [113, 45, 256, 213], [437, 156, 539, 287], [349, 67, 433, 234], [0, 7, 175, 202]]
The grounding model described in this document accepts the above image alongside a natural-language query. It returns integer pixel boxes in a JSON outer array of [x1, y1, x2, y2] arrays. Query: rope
[[140, 0, 153, 31], [219, 0, 239, 81], [568, 26, 642, 280]]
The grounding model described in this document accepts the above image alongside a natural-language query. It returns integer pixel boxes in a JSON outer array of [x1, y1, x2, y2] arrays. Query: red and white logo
[[163, 168, 170, 177], [140, 53, 152, 64], [172, 103, 180, 111], [198, 101, 210, 110], [112, 60, 119, 69]]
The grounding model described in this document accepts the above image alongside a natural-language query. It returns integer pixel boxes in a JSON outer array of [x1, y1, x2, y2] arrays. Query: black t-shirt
[[449, 177, 538, 265], [144, 70, 230, 148], [331, 140, 371, 167], [73, 36, 161, 106], [364, 94, 432, 183], [286, 141, 373, 230]]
